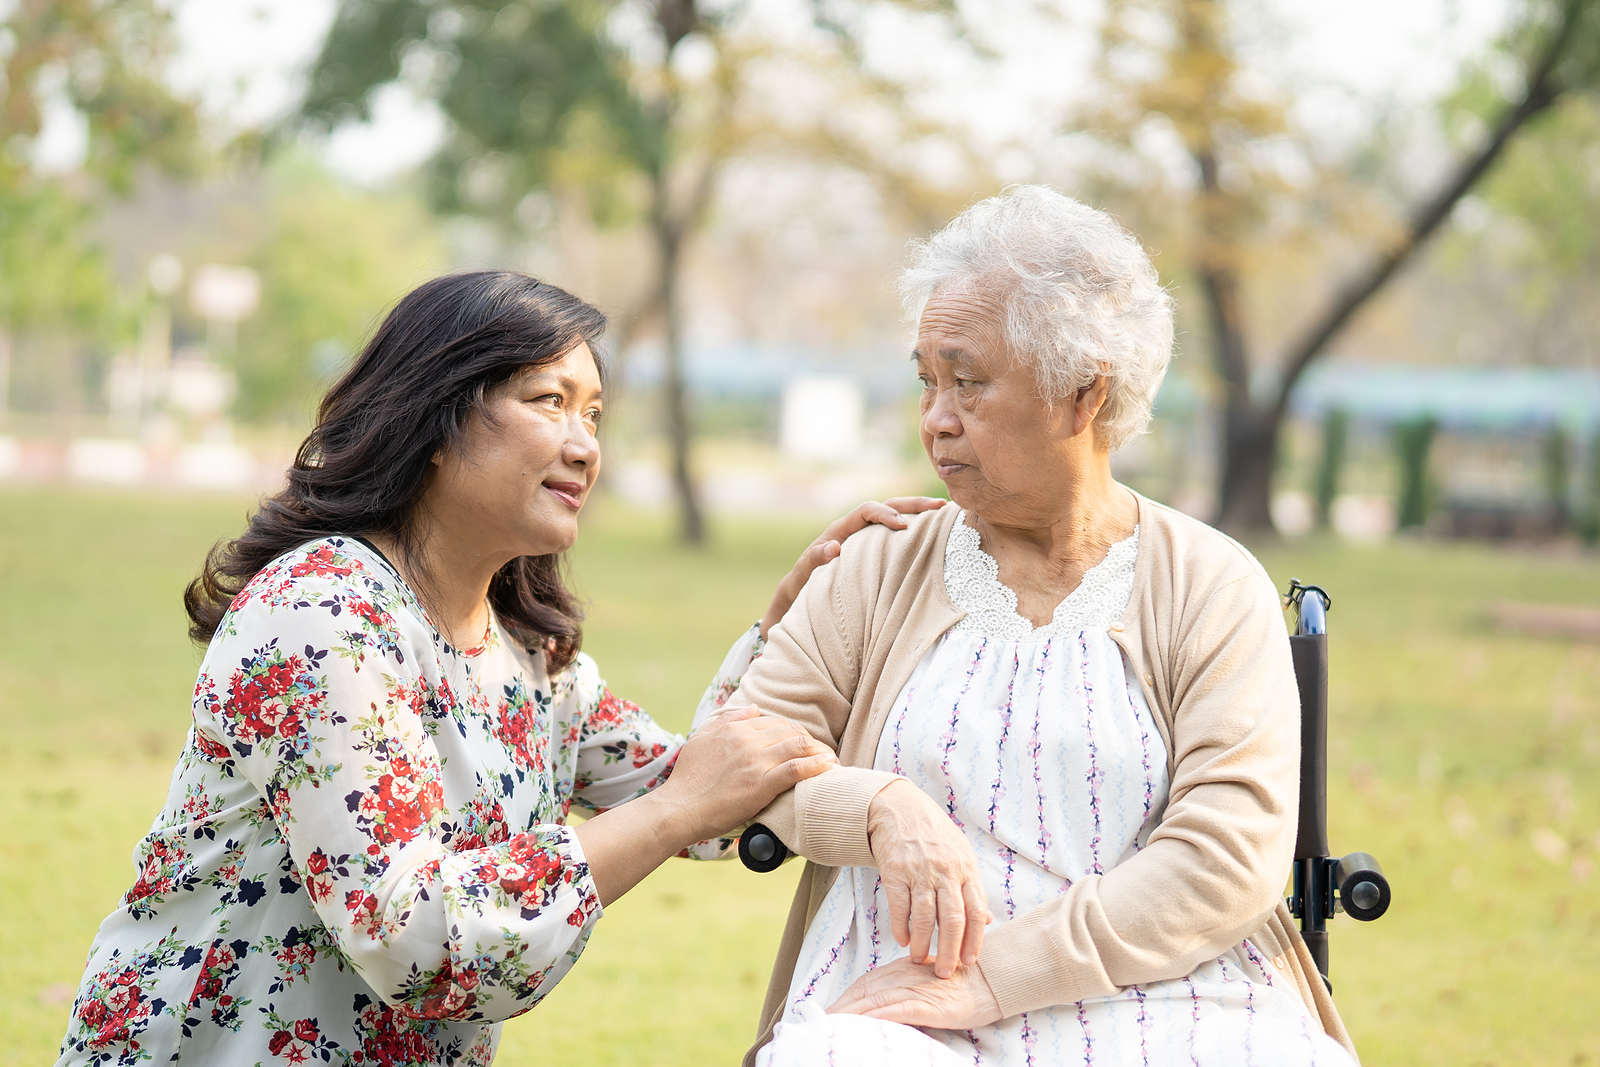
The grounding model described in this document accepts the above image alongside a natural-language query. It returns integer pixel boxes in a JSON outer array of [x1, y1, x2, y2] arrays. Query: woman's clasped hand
[[668, 708, 839, 841], [863, 779, 991, 979]]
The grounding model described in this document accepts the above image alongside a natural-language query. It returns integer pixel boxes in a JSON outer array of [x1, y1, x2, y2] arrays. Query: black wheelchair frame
[[738, 578, 1392, 990]]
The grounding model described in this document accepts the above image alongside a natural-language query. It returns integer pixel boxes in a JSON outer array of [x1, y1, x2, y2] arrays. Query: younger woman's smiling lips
[[543, 480, 586, 510]]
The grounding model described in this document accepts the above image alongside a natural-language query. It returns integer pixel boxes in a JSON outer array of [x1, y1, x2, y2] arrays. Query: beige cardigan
[[724, 493, 1355, 1064]]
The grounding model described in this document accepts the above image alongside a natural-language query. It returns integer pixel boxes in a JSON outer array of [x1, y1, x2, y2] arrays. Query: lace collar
[[944, 510, 1139, 640]]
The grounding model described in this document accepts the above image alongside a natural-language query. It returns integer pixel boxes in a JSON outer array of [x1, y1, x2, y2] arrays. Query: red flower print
[[495, 840, 567, 910], [195, 731, 231, 761], [354, 1000, 439, 1064], [493, 684, 550, 774], [631, 741, 668, 769], [293, 1018, 319, 1042], [590, 690, 630, 729], [359, 756, 444, 846], [226, 648, 323, 747], [346, 595, 392, 632], [289, 544, 354, 579], [346, 890, 382, 938]]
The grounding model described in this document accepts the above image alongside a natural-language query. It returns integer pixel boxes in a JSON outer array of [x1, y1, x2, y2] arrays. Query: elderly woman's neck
[[965, 461, 1138, 617]]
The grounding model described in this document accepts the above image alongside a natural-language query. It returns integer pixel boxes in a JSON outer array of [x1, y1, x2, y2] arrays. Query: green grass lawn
[[1, 486, 1596, 1066]]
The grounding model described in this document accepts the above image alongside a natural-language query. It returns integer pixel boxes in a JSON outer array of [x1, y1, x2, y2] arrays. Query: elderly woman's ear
[[1072, 375, 1112, 440]]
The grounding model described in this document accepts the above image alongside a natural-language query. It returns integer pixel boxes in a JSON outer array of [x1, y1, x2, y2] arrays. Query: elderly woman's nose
[[921, 390, 963, 436]]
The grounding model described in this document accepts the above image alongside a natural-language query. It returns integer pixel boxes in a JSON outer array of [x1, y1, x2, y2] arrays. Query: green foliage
[[0, 183, 116, 336], [0, 0, 198, 343], [0, 0, 198, 192], [1394, 417, 1438, 529], [1579, 440, 1600, 544], [1315, 408, 1349, 530], [230, 160, 448, 424], [302, 0, 658, 229]]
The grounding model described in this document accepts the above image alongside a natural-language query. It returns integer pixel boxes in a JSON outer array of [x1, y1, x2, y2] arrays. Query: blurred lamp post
[[125, 253, 184, 429], [189, 265, 261, 355]]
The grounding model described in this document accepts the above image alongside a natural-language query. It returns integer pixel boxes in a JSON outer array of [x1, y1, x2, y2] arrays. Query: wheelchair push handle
[[1284, 578, 1391, 992]]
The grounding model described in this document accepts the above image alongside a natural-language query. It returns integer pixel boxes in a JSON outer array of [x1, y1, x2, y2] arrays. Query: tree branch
[[1272, 0, 1588, 417]]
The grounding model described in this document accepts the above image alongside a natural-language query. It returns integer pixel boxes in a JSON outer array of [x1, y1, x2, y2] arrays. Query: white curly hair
[[899, 185, 1175, 451]]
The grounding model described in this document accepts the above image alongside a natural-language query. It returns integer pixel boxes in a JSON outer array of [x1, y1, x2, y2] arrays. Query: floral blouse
[[57, 537, 763, 1067]]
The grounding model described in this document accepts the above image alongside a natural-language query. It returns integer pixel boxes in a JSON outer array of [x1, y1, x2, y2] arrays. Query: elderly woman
[[723, 187, 1359, 1066]]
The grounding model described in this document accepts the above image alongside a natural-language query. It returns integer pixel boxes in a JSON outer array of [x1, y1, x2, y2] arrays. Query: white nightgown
[[760, 513, 1354, 1067]]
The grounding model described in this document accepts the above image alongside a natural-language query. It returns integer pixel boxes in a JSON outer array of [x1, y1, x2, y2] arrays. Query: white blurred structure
[[1331, 495, 1397, 541], [0, 436, 18, 478], [67, 439, 148, 486], [168, 353, 236, 418], [780, 375, 864, 464], [176, 443, 256, 490], [190, 264, 261, 352], [190, 264, 261, 323], [1271, 491, 1315, 536]]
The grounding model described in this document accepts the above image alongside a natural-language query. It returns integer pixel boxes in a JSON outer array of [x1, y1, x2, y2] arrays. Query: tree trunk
[[653, 180, 706, 545], [1202, 0, 1586, 535], [1216, 400, 1277, 533], [1191, 140, 1276, 535]]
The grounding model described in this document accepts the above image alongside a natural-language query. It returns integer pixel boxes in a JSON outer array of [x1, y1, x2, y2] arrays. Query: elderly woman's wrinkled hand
[[760, 498, 947, 639], [866, 779, 991, 979], [826, 955, 1002, 1030]]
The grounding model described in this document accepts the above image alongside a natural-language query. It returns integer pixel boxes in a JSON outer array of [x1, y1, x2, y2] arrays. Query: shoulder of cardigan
[[824, 500, 965, 625], [1111, 489, 1273, 638]]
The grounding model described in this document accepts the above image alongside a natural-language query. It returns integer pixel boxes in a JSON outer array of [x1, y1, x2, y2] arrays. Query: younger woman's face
[[428, 342, 604, 560]]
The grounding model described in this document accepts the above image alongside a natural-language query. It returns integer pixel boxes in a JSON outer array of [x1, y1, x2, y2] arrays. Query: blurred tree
[[299, 0, 983, 543], [1394, 416, 1438, 530], [1091, 0, 1600, 534], [1431, 93, 1600, 366], [1313, 407, 1347, 531], [0, 0, 198, 413], [233, 159, 448, 425], [302, 0, 745, 543]]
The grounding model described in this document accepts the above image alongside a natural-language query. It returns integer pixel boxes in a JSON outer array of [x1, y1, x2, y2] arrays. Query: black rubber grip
[[738, 823, 789, 873]]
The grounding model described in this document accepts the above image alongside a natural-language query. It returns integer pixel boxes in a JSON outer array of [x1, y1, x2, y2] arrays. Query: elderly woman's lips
[[935, 461, 969, 476]]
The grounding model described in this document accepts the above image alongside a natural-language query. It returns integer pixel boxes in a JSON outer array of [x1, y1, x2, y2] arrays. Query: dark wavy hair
[[184, 271, 607, 671]]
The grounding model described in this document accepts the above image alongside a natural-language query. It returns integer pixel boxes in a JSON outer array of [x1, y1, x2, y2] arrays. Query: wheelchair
[[738, 578, 1391, 992]]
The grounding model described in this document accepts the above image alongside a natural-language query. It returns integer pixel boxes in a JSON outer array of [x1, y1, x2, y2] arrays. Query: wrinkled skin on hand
[[827, 954, 1003, 1030], [867, 779, 991, 978]]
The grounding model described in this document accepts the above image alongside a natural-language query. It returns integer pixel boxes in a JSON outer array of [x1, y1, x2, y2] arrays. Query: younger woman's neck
[[366, 519, 500, 650]]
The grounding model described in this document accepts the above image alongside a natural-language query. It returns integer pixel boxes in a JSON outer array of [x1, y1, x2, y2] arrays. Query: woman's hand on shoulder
[[826, 955, 1002, 1030], [867, 779, 991, 978], [657, 706, 835, 842], [760, 498, 947, 639]]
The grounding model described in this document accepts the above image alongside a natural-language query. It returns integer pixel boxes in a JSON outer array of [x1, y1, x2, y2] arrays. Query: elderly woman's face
[[914, 289, 1104, 520]]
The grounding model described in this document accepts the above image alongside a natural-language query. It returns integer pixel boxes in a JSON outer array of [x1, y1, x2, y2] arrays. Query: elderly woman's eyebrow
[[912, 345, 979, 368]]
